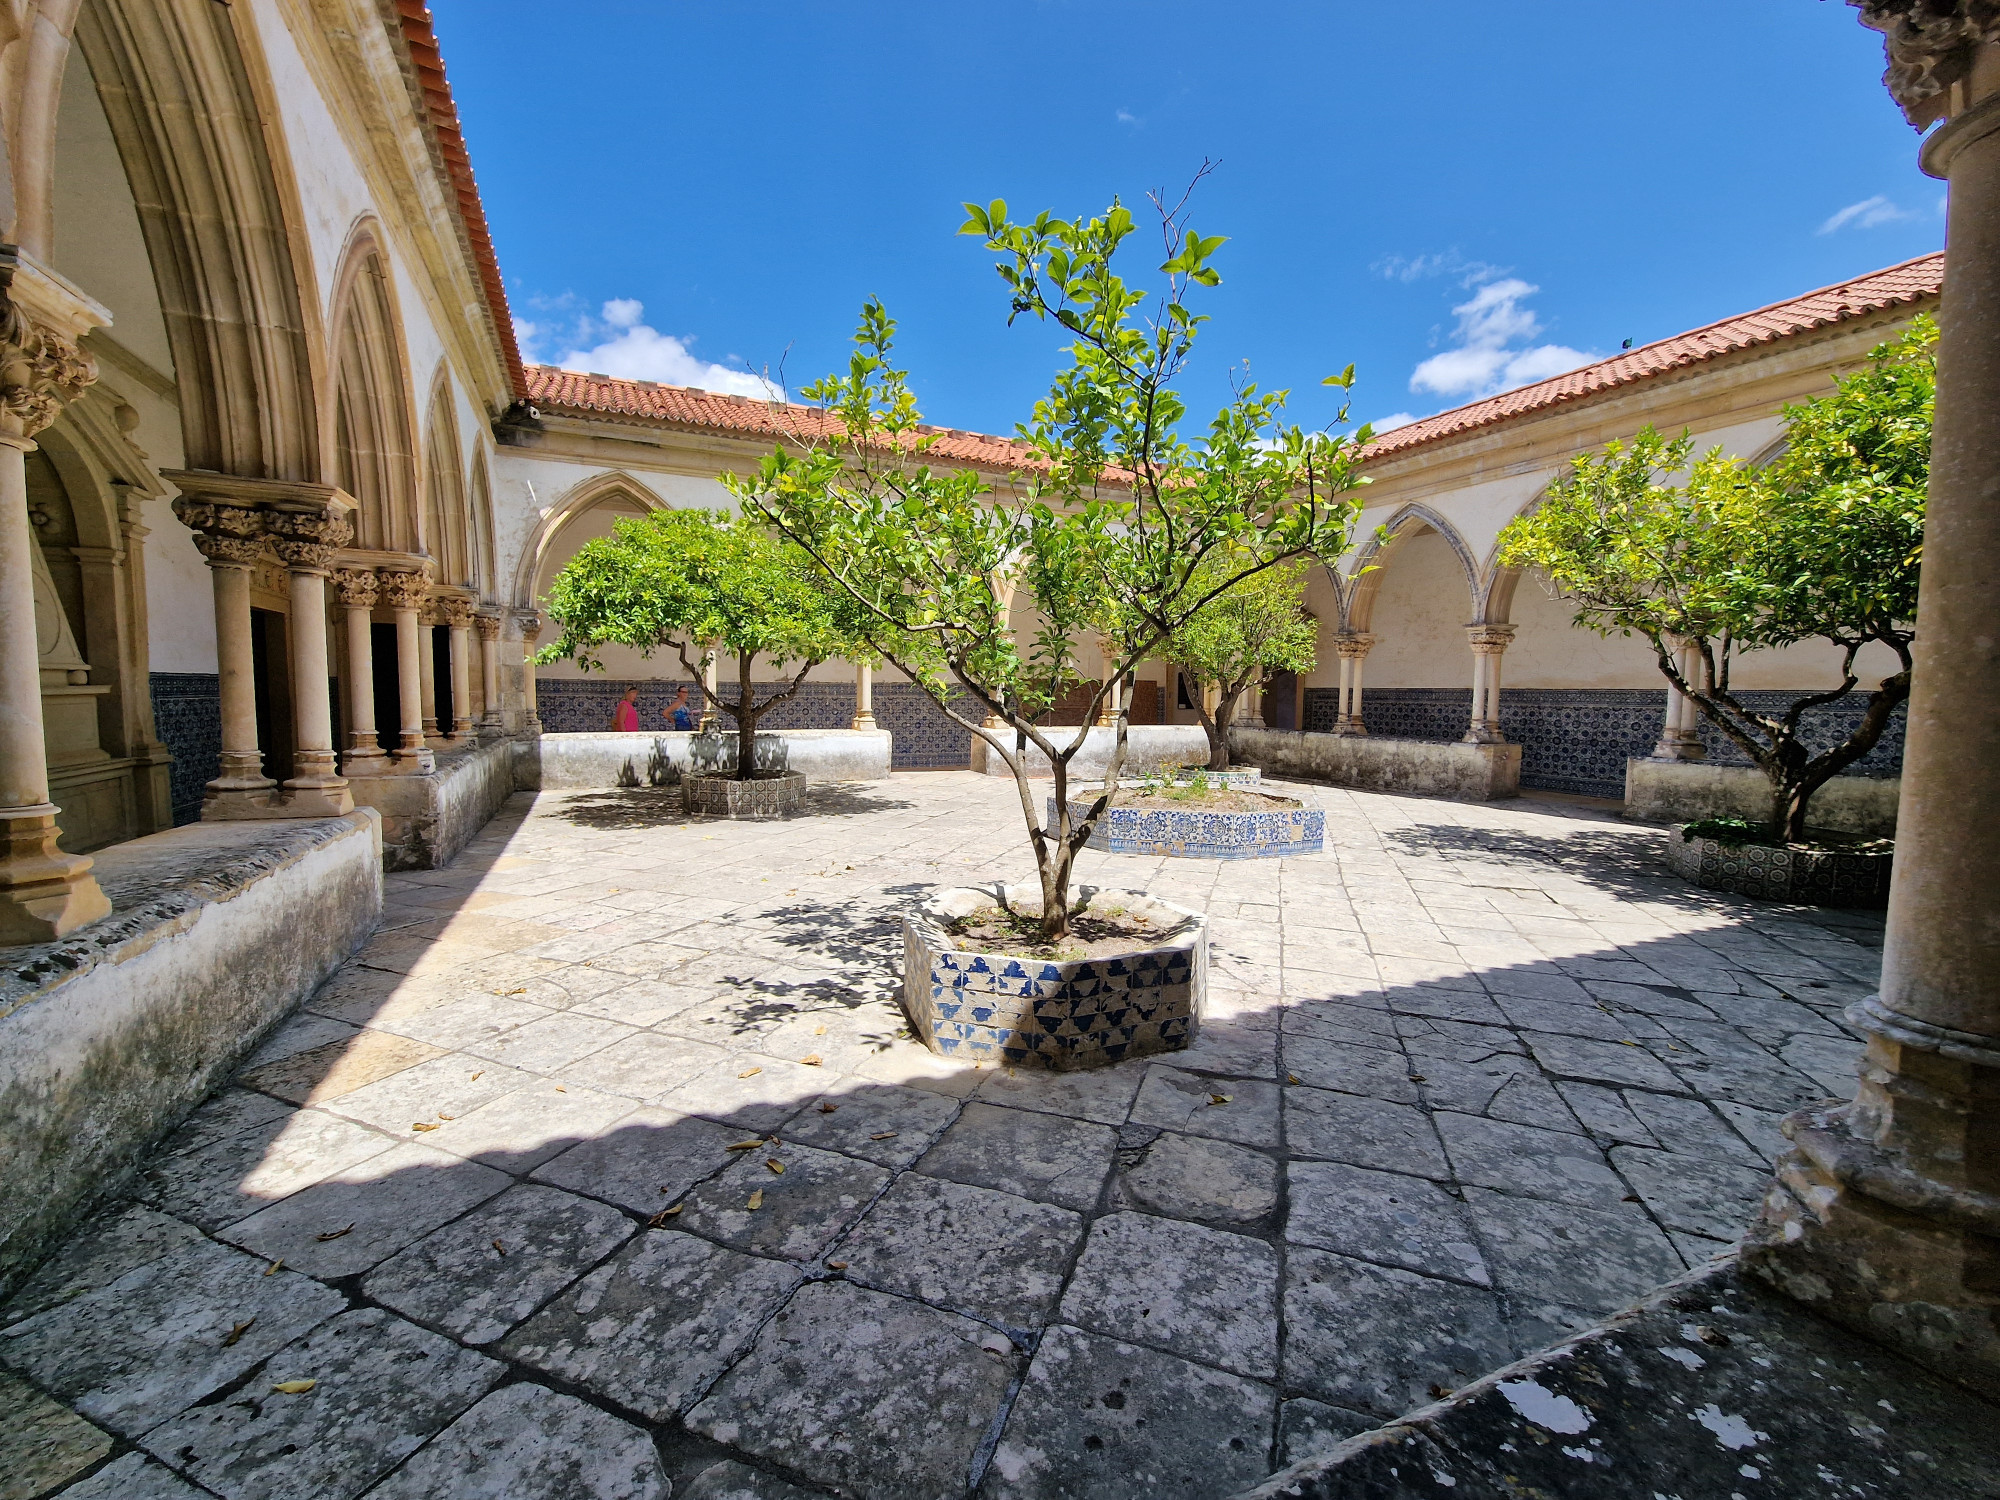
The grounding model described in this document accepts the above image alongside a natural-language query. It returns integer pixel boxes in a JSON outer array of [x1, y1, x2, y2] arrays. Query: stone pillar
[[1652, 640, 1708, 759], [476, 612, 502, 737], [1238, 670, 1265, 729], [1743, 16, 2000, 1398], [517, 613, 542, 732], [417, 603, 440, 742], [380, 570, 433, 774], [267, 501, 354, 816], [1095, 640, 1118, 726], [112, 484, 176, 834], [851, 660, 875, 730], [0, 256, 110, 941], [700, 649, 721, 730], [334, 567, 390, 775], [444, 600, 474, 743], [1462, 626, 1514, 744], [176, 498, 277, 816], [1334, 633, 1373, 735]]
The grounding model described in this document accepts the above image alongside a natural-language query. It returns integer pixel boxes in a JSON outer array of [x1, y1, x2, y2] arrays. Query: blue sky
[[431, 1, 1943, 439]]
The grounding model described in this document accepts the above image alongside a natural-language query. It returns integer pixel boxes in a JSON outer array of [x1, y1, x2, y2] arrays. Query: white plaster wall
[[1300, 565, 1343, 694], [1363, 530, 1480, 689]]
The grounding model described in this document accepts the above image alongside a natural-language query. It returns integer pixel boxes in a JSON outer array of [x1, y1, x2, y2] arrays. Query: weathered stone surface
[[662, 1054, 830, 1133], [1522, 1030, 1686, 1091], [363, 1184, 635, 1344], [1433, 1111, 1628, 1209], [502, 1230, 799, 1419], [238, 1028, 444, 1104], [1462, 1187, 1684, 1314], [1280, 1035, 1420, 1103], [536, 728, 890, 790], [419, 1078, 638, 1172], [1276, 1397, 1378, 1468], [139, 1307, 502, 1498], [0, 1238, 344, 1437], [366, 1381, 668, 1499], [916, 1101, 1117, 1211], [679, 1459, 827, 1500], [0, 1367, 112, 1500], [676, 1142, 888, 1261], [136, 1106, 393, 1231], [1058, 1211, 1280, 1379], [1131, 1066, 1281, 1147], [56, 1452, 209, 1500], [687, 1280, 1014, 1500], [777, 1082, 961, 1166], [1286, 1161, 1488, 1286], [984, 1324, 1276, 1500], [553, 1029, 733, 1102], [1286, 1088, 1449, 1178], [1115, 1132, 1279, 1226], [977, 1063, 1147, 1125], [830, 1172, 1082, 1328], [1609, 1145, 1768, 1242], [530, 1106, 750, 1212], [317, 1051, 532, 1133], [1228, 727, 1520, 800], [1283, 1249, 1513, 1417], [0, 1203, 205, 1327], [153, 1086, 294, 1158], [219, 1140, 512, 1279]]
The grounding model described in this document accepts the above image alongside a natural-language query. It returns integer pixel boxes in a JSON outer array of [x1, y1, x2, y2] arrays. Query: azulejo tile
[[1051, 797, 1324, 861]]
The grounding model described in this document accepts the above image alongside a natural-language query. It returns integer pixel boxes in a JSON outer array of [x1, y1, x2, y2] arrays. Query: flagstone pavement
[[1, 772, 1883, 1500]]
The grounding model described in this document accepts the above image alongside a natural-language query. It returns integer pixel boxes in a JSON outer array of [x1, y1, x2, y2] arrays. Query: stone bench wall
[[1228, 727, 1522, 802], [970, 723, 1213, 780], [1624, 758, 1901, 838], [524, 730, 893, 791]]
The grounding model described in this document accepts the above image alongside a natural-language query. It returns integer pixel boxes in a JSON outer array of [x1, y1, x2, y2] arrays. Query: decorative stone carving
[[516, 612, 542, 646], [1465, 625, 1515, 655], [379, 569, 429, 612], [0, 287, 98, 441], [266, 504, 353, 573], [1852, 0, 2000, 120], [333, 567, 379, 610], [440, 596, 474, 631], [173, 499, 266, 568], [473, 611, 501, 642], [1333, 632, 1375, 660]]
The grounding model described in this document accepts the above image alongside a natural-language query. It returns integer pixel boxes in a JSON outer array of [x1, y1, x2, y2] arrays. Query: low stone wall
[[0, 811, 383, 1293], [349, 736, 519, 871], [526, 729, 893, 791], [1228, 727, 1522, 802], [970, 723, 1212, 780], [1624, 758, 1900, 838]]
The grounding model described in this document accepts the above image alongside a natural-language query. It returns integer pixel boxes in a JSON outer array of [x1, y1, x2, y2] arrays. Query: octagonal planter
[[902, 883, 1205, 1071], [683, 770, 806, 820], [1048, 794, 1322, 860], [1665, 825, 1892, 908], [1171, 767, 1262, 790]]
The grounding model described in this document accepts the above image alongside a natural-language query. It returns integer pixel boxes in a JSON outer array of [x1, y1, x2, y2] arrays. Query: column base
[[1649, 738, 1707, 761], [0, 805, 111, 944], [851, 712, 877, 731], [342, 749, 394, 778], [452, 719, 476, 742], [1461, 726, 1506, 745], [479, 715, 505, 741], [524, 715, 543, 735], [281, 778, 355, 817], [1743, 1104, 2000, 1401], [393, 748, 437, 776]]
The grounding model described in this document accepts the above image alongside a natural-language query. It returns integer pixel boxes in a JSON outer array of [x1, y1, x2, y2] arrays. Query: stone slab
[[139, 1306, 503, 1499], [985, 1324, 1276, 1500], [1433, 1111, 1627, 1209], [417, 1078, 639, 1173], [501, 1229, 800, 1420], [679, 1459, 827, 1500], [1285, 1160, 1489, 1286], [1130, 1067, 1281, 1148], [1609, 1145, 1769, 1242], [1058, 1211, 1281, 1379], [0, 1367, 113, 1500], [530, 1106, 751, 1212], [776, 1082, 962, 1166], [365, 1381, 668, 1499], [238, 1028, 445, 1105], [1276, 1397, 1378, 1469], [535, 728, 891, 789], [55, 1453, 209, 1500], [0, 1203, 206, 1327], [1228, 728, 1520, 801], [1285, 1088, 1449, 1178], [1462, 1187, 1684, 1315], [1114, 1131, 1279, 1226], [915, 1102, 1118, 1211], [135, 1101, 395, 1234], [686, 1279, 1016, 1500], [675, 1141, 889, 1261]]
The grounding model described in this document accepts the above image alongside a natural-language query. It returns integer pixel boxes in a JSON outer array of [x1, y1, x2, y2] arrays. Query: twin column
[[1332, 633, 1373, 735], [1462, 625, 1515, 744]]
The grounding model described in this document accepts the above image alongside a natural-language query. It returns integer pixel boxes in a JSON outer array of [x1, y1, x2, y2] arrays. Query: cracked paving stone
[[1163, 1020, 1280, 1081], [1277, 1397, 1380, 1468], [1130, 1065, 1282, 1148], [1285, 1160, 1489, 1286], [218, 1141, 512, 1279], [154, 1087, 295, 1159], [0, 1367, 113, 1500], [1556, 1081, 1661, 1149], [777, 1082, 962, 1167], [1285, 1088, 1449, 1179], [1433, 1111, 1628, 1209], [915, 1101, 1118, 1211], [362, 1183, 635, 1344], [687, 1279, 1015, 1500], [53, 1452, 208, 1500], [366, 1382, 668, 1499], [675, 1141, 888, 1261], [1622, 1091, 1765, 1166], [1279, 1034, 1419, 1103], [0, 1238, 344, 1438], [1406, 1052, 1582, 1134], [1057, 1211, 1280, 1379], [1523, 1031, 1686, 1091], [976, 1062, 1148, 1124], [661, 1054, 832, 1133], [502, 1228, 800, 1419], [1114, 1131, 1279, 1226], [0, 1204, 206, 1328], [829, 1172, 1083, 1328], [680, 1459, 827, 1500], [140, 1307, 502, 1499], [135, 1107, 395, 1232], [982, 1323, 1275, 1500], [1609, 1146, 1771, 1242], [1462, 1187, 1684, 1314], [1282, 1248, 1514, 1418], [530, 1106, 755, 1212]]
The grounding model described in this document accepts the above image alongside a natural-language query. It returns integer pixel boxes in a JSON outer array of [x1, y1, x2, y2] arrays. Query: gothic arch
[[420, 366, 470, 585], [1344, 502, 1483, 631], [511, 470, 669, 611], [74, 0, 324, 481], [328, 223, 418, 553], [468, 447, 496, 600]]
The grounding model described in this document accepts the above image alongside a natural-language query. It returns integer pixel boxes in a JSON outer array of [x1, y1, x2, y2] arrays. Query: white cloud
[[1818, 195, 1916, 234], [1115, 108, 1141, 126], [1370, 412, 1418, 433], [1374, 250, 1504, 287], [1407, 277, 1597, 400], [518, 298, 780, 399]]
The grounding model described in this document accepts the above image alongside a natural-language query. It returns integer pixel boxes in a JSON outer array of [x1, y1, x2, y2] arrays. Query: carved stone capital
[[1466, 625, 1517, 655], [0, 251, 105, 440], [515, 612, 543, 646], [333, 567, 380, 610], [440, 597, 474, 631], [266, 498, 354, 574], [474, 611, 501, 642], [1333, 632, 1375, 660], [379, 569, 430, 612], [174, 497, 268, 570], [1852, 0, 2000, 122]]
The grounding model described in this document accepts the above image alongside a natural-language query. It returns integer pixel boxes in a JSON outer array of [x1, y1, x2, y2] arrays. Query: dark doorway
[[371, 622, 400, 753], [431, 626, 455, 732], [249, 607, 294, 783], [1265, 671, 1299, 730]]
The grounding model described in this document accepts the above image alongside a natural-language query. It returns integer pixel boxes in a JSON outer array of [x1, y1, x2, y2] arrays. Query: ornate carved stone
[[333, 568, 380, 610], [473, 611, 501, 642], [1333, 632, 1375, 660], [440, 596, 474, 631], [1466, 625, 1517, 655], [1852, 0, 2000, 121], [0, 283, 98, 441], [379, 569, 429, 612], [516, 612, 542, 646], [174, 498, 267, 569], [266, 505, 353, 573]]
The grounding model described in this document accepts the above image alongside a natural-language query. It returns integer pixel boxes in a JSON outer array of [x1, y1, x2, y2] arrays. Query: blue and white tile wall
[[150, 672, 220, 825]]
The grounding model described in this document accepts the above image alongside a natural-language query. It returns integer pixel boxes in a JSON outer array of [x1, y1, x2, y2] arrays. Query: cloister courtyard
[[1, 772, 1885, 1500]]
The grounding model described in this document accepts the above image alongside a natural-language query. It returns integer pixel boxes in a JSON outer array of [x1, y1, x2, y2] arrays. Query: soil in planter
[[1680, 817, 1893, 855], [1114, 786, 1302, 813], [945, 905, 1175, 962]]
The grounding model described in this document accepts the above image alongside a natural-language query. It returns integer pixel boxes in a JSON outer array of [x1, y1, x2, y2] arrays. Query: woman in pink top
[[613, 686, 641, 732]]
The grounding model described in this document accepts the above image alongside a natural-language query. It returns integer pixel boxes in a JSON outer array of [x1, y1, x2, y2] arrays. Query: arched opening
[[1341, 509, 1483, 741], [421, 377, 470, 586], [330, 237, 418, 554]]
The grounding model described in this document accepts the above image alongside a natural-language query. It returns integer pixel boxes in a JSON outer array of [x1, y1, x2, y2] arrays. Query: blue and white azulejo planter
[[1046, 793, 1323, 860], [902, 883, 1206, 1071]]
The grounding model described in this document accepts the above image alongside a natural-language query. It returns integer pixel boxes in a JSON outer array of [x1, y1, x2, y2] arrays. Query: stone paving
[[0, 772, 1883, 1500]]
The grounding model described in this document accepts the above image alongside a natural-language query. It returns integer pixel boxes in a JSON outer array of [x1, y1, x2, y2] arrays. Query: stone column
[[417, 603, 440, 741], [445, 601, 473, 742], [267, 501, 354, 816], [1743, 15, 2000, 1398], [1238, 670, 1266, 729], [1334, 633, 1373, 735], [334, 567, 390, 775], [700, 648, 721, 730], [1652, 640, 1707, 759], [476, 612, 502, 737], [380, 570, 433, 774], [0, 257, 110, 941], [176, 498, 277, 816], [1462, 626, 1514, 744], [1095, 640, 1118, 726], [851, 661, 875, 730], [517, 613, 542, 732]]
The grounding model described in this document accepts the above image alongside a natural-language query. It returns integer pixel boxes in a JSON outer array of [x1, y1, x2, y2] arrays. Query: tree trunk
[[1208, 686, 1239, 771], [1770, 775, 1812, 844], [736, 651, 757, 780], [1040, 739, 1075, 942]]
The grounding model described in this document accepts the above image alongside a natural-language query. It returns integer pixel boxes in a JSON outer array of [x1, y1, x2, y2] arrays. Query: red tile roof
[[522, 365, 1041, 470], [1361, 252, 1944, 462]]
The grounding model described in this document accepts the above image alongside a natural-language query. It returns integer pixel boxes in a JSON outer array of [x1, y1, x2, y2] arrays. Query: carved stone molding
[[173, 498, 267, 570], [473, 612, 501, 642], [515, 612, 542, 645], [1852, 0, 2000, 120], [1466, 625, 1517, 655], [1333, 632, 1376, 660], [379, 570, 429, 612], [440, 596, 474, 631], [0, 251, 107, 442], [267, 506, 354, 574], [333, 568, 380, 610]]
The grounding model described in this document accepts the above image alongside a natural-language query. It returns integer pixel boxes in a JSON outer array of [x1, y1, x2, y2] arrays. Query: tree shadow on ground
[[543, 785, 917, 832]]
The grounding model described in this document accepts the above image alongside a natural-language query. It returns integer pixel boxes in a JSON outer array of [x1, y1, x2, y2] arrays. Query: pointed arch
[[468, 446, 497, 599], [421, 365, 470, 586], [1344, 503, 1483, 631], [511, 469, 670, 611], [328, 222, 417, 553]]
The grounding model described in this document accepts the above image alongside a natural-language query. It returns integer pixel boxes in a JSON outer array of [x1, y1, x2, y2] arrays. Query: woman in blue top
[[664, 685, 695, 731]]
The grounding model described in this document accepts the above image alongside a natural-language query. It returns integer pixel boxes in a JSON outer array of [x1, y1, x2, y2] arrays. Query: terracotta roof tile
[[1362, 252, 1944, 462]]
